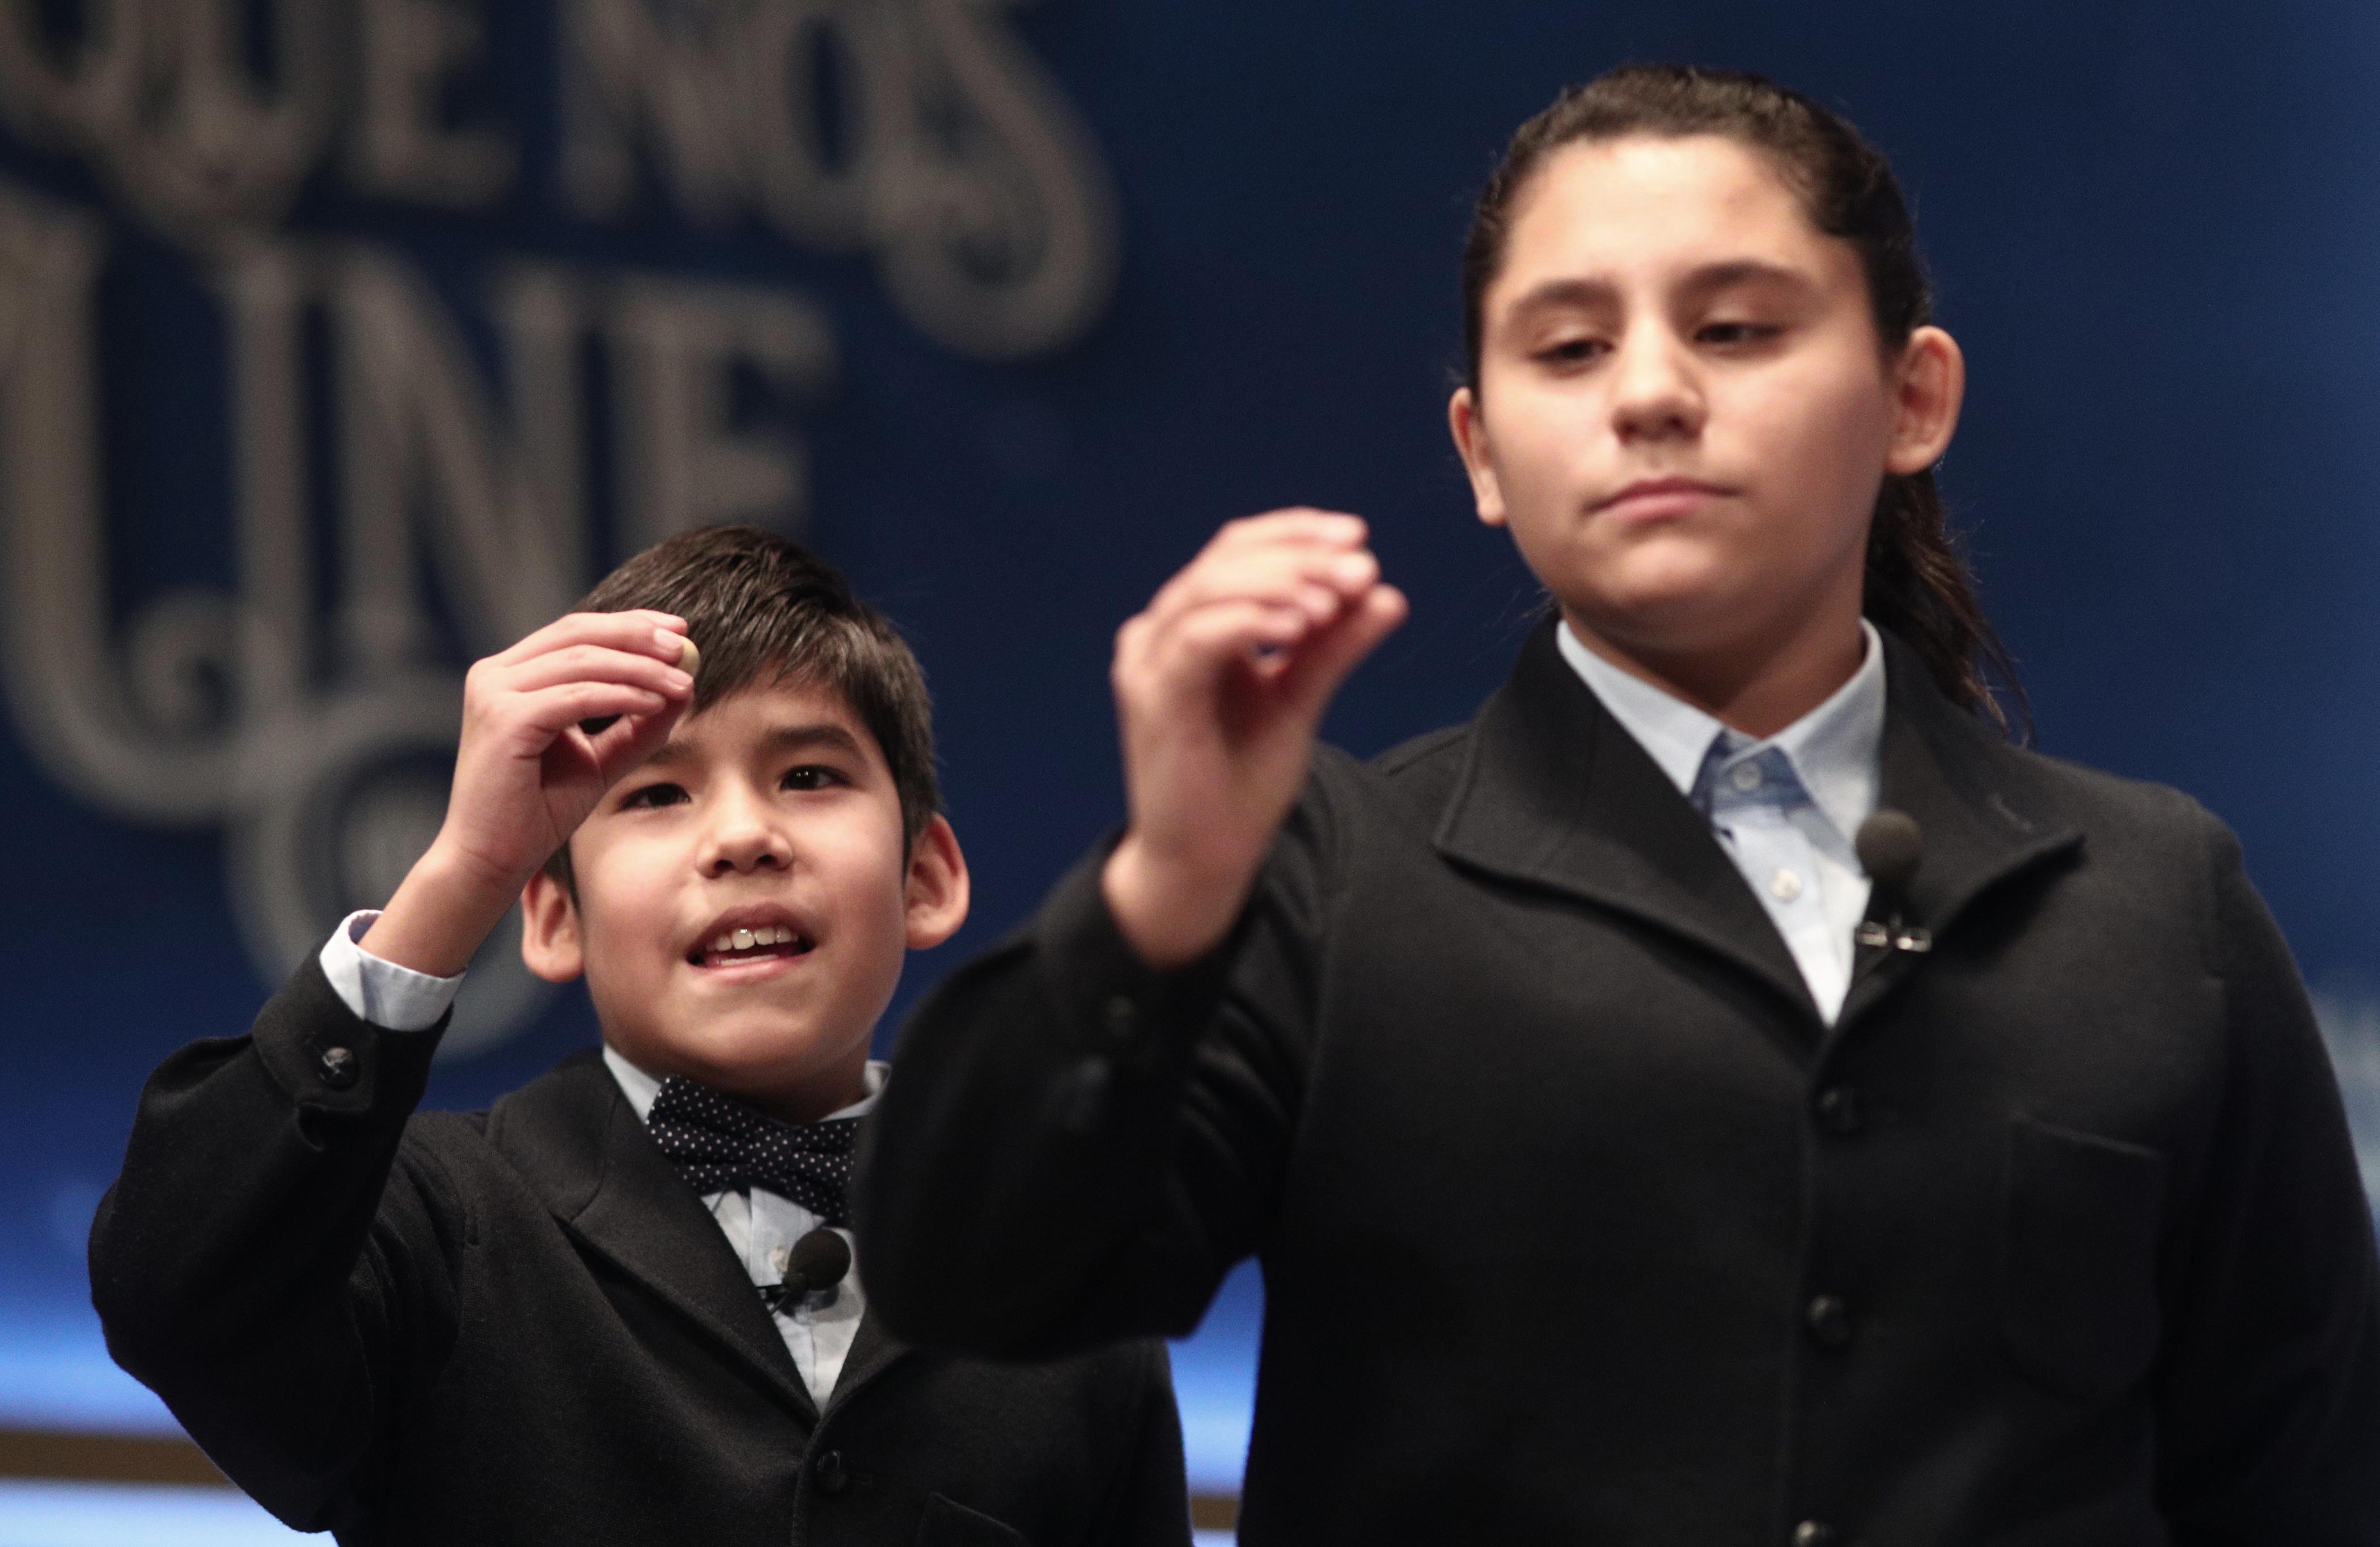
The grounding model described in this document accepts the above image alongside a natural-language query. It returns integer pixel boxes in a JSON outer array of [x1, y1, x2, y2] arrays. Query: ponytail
[[1865, 472, 2025, 734]]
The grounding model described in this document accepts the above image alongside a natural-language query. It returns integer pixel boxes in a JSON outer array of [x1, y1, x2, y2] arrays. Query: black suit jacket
[[857, 623, 2380, 1545], [90, 964, 1189, 1547]]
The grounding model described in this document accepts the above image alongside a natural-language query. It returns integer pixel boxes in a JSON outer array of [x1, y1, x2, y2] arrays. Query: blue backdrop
[[3, 0, 2378, 1499]]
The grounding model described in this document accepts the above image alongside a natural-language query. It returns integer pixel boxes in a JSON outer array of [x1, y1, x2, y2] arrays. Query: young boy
[[90, 526, 1190, 1545]]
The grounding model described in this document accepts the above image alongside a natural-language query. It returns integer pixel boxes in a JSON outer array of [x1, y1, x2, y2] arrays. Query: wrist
[[1101, 834, 1249, 972], [359, 840, 525, 979]]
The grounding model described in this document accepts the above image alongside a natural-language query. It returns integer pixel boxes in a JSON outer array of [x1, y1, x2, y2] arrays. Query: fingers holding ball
[[581, 633, 700, 737]]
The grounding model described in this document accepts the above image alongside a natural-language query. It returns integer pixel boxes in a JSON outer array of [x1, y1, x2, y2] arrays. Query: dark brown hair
[[1461, 64, 2026, 732], [544, 524, 939, 888]]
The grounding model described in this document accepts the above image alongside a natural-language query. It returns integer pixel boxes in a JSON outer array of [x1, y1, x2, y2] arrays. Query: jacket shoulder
[[389, 1076, 573, 1216], [1371, 722, 1471, 779], [1305, 723, 1472, 819], [1983, 738, 2240, 965], [400, 1107, 493, 1159], [374, 1108, 499, 1232], [1997, 739, 2223, 851]]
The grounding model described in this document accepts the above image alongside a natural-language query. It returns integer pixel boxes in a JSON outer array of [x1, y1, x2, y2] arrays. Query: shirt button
[[1806, 1294, 1854, 1349], [770, 1247, 790, 1275], [1768, 868, 1803, 902], [317, 1045, 358, 1090], [1792, 1521, 1839, 1547], [1102, 994, 1138, 1041], [1730, 762, 1763, 792], [1814, 1086, 1862, 1136]]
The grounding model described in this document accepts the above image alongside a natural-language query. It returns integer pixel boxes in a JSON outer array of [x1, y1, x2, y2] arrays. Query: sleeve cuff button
[[317, 1045, 359, 1090]]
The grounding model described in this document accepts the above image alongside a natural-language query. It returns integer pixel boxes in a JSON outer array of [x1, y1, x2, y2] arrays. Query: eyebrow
[[1501, 260, 1818, 321], [641, 721, 869, 770]]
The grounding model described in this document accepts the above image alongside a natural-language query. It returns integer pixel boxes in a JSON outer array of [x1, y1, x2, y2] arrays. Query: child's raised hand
[[1102, 511, 1407, 969], [444, 611, 697, 879], [360, 611, 696, 979]]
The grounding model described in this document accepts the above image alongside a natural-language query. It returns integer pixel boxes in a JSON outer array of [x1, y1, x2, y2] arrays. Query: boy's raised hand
[[1102, 512, 1407, 970], [359, 611, 697, 979]]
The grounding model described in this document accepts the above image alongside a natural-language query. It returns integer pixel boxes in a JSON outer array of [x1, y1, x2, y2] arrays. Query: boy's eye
[[781, 764, 845, 792], [1535, 336, 1607, 366], [619, 782, 687, 810], [1697, 320, 1780, 347]]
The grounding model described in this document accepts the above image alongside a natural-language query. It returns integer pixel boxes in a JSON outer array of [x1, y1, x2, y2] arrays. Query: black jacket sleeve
[[2154, 815, 2380, 1543], [1081, 1341, 1195, 1547], [87, 959, 459, 1532], [857, 771, 1345, 1359]]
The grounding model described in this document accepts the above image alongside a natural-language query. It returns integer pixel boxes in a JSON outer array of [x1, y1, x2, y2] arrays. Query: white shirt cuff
[[317, 910, 466, 1032]]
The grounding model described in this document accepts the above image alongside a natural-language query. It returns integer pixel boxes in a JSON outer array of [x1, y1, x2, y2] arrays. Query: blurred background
[[2, 0, 2377, 1540]]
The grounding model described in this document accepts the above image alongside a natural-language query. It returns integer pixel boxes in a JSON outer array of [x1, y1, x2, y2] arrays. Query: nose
[[1608, 322, 1705, 444], [697, 783, 794, 877]]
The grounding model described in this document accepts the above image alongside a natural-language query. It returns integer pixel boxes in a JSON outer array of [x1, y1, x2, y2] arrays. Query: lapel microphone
[[1854, 809, 1932, 954], [762, 1227, 852, 1313]]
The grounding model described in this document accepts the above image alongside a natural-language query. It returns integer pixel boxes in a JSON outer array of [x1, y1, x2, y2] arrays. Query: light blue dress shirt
[[1554, 620, 1887, 1021], [317, 912, 882, 1405]]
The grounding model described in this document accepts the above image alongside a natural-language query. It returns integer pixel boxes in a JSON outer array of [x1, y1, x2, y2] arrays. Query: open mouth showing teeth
[[689, 925, 815, 967]]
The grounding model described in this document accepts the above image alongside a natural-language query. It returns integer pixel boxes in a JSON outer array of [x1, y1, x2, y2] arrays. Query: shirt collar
[[602, 1044, 889, 1126], [1554, 616, 1887, 844]]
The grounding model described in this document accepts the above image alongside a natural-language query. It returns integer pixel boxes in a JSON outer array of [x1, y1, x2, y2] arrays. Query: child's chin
[[1569, 568, 1737, 641], [659, 1017, 863, 1085]]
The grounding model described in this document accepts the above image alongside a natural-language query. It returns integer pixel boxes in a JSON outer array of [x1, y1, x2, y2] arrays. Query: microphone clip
[[1855, 919, 1932, 954], [760, 1280, 840, 1314]]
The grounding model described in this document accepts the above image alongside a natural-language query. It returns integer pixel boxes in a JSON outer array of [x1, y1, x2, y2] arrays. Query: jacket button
[[1805, 1294, 1854, 1349], [317, 1045, 359, 1090], [1052, 1058, 1111, 1135], [813, 1449, 848, 1494], [1102, 994, 1138, 1041], [1792, 1521, 1839, 1547], [1813, 1085, 1861, 1135]]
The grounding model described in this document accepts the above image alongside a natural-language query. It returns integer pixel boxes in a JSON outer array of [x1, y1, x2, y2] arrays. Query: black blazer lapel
[[1434, 618, 1817, 1020], [486, 1050, 818, 1421], [825, 1304, 909, 1411], [1837, 637, 2083, 1027]]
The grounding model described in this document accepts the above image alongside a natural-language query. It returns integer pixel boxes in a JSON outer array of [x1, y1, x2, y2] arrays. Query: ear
[[519, 868, 587, 983], [903, 814, 971, 949], [1447, 386, 1508, 527], [1884, 325, 1965, 477]]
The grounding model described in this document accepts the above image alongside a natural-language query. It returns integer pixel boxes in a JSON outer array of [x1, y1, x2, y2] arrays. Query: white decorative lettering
[[352, 0, 516, 208], [0, 180, 239, 823], [609, 276, 835, 550]]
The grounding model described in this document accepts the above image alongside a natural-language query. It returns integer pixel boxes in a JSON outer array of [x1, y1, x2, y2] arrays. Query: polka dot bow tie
[[646, 1079, 861, 1227]]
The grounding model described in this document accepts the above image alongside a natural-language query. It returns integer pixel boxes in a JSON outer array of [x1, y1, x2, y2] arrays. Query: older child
[[92, 525, 1189, 1546], [858, 66, 2380, 1543]]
